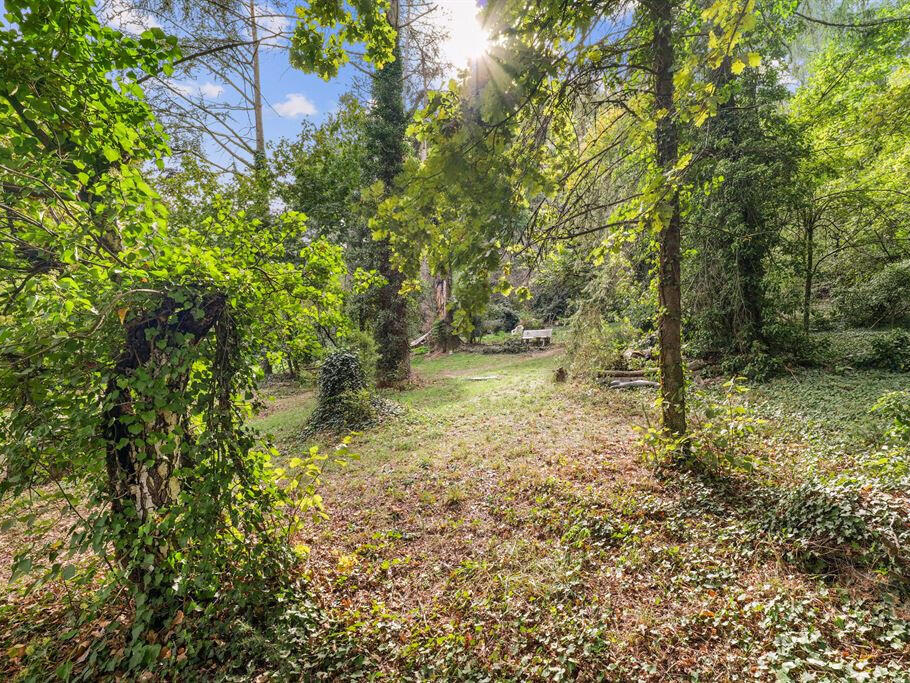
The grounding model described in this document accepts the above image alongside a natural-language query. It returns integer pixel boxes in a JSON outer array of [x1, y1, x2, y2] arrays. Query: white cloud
[[165, 81, 225, 100], [255, 4, 291, 40], [274, 93, 317, 118], [170, 81, 197, 98], [104, 0, 161, 34], [200, 82, 225, 99]]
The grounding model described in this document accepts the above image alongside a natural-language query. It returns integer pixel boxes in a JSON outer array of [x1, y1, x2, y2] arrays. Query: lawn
[[242, 349, 910, 680], [2, 348, 907, 680]]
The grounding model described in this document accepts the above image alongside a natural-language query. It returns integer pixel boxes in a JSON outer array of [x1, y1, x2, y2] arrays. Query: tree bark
[[431, 272, 459, 352], [652, 0, 686, 439], [803, 217, 815, 332], [249, 0, 266, 160]]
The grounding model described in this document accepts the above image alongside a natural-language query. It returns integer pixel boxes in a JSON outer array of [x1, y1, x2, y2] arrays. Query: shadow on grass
[[662, 464, 910, 597]]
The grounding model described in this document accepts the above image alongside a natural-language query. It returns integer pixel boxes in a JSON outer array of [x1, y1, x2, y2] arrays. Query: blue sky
[[96, 0, 488, 167]]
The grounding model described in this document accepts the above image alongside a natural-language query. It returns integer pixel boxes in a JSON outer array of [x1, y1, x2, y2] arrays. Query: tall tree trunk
[[709, 63, 767, 350], [369, 0, 411, 387], [803, 217, 815, 332], [250, 0, 266, 161], [431, 272, 458, 352], [652, 0, 686, 439]]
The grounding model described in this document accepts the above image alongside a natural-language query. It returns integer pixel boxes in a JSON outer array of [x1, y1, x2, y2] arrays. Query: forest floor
[[1, 346, 908, 681], [249, 347, 910, 681]]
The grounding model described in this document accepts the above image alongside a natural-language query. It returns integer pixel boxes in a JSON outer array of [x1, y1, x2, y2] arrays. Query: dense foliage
[[0, 0, 391, 674]]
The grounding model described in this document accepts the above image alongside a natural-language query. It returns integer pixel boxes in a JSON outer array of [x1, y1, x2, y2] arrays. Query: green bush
[[866, 390, 910, 481], [639, 378, 766, 475], [483, 300, 521, 334], [566, 308, 638, 378], [718, 324, 831, 380], [864, 329, 910, 372], [836, 260, 910, 327]]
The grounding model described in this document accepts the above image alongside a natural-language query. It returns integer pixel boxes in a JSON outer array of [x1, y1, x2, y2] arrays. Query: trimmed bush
[[304, 352, 399, 435]]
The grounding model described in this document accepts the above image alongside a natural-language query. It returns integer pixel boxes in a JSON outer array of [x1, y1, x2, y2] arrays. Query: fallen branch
[[600, 369, 647, 378], [410, 331, 430, 348], [608, 380, 658, 389]]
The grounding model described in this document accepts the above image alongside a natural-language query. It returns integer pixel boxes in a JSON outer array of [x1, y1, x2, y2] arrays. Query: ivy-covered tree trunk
[[367, 2, 411, 387], [803, 214, 815, 332], [703, 64, 769, 351], [652, 0, 687, 439], [103, 294, 226, 583]]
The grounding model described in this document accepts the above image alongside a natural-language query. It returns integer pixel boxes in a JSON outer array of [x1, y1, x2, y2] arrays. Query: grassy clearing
[[248, 349, 910, 680], [2, 348, 908, 680]]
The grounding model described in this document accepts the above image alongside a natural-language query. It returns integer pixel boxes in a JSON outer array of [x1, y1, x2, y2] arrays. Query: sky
[[99, 0, 490, 166]]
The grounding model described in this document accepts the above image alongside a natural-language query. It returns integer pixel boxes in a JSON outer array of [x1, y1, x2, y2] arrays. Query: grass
[[250, 348, 910, 680], [3, 346, 908, 680]]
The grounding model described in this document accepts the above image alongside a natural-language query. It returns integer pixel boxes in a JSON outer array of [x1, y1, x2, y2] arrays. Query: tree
[[685, 56, 804, 356], [376, 0, 765, 443], [363, 6, 412, 386], [0, 0, 393, 657], [786, 6, 910, 329], [273, 94, 370, 246]]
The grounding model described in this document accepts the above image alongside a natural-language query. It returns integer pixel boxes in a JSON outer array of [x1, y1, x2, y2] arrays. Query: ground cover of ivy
[[2, 346, 908, 680]]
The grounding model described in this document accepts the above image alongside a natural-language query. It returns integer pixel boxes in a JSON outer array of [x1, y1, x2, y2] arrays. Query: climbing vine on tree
[[0, 0, 392, 673]]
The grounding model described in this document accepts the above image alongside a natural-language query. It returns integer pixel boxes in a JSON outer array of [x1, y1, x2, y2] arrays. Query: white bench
[[522, 328, 553, 346]]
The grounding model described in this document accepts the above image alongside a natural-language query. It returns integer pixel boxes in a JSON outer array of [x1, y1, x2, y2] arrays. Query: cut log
[[608, 380, 659, 389], [409, 331, 430, 348], [600, 369, 647, 378]]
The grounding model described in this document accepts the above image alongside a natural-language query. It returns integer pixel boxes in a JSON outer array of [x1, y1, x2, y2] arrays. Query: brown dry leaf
[[172, 610, 184, 627], [6, 644, 26, 660]]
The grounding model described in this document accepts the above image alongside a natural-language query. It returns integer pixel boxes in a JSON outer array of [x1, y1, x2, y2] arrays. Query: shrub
[[304, 352, 399, 435], [864, 329, 910, 372], [566, 308, 638, 378], [639, 377, 766, 474], [866, 390, 910, 482], [872, 390, 910, 444], [836, 260, 910, 327], [717, 324, 831, 380], [484, 300, 521, 334]]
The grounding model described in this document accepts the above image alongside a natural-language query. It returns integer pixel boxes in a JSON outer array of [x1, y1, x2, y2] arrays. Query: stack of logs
[[599, 360, 707, 389]]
